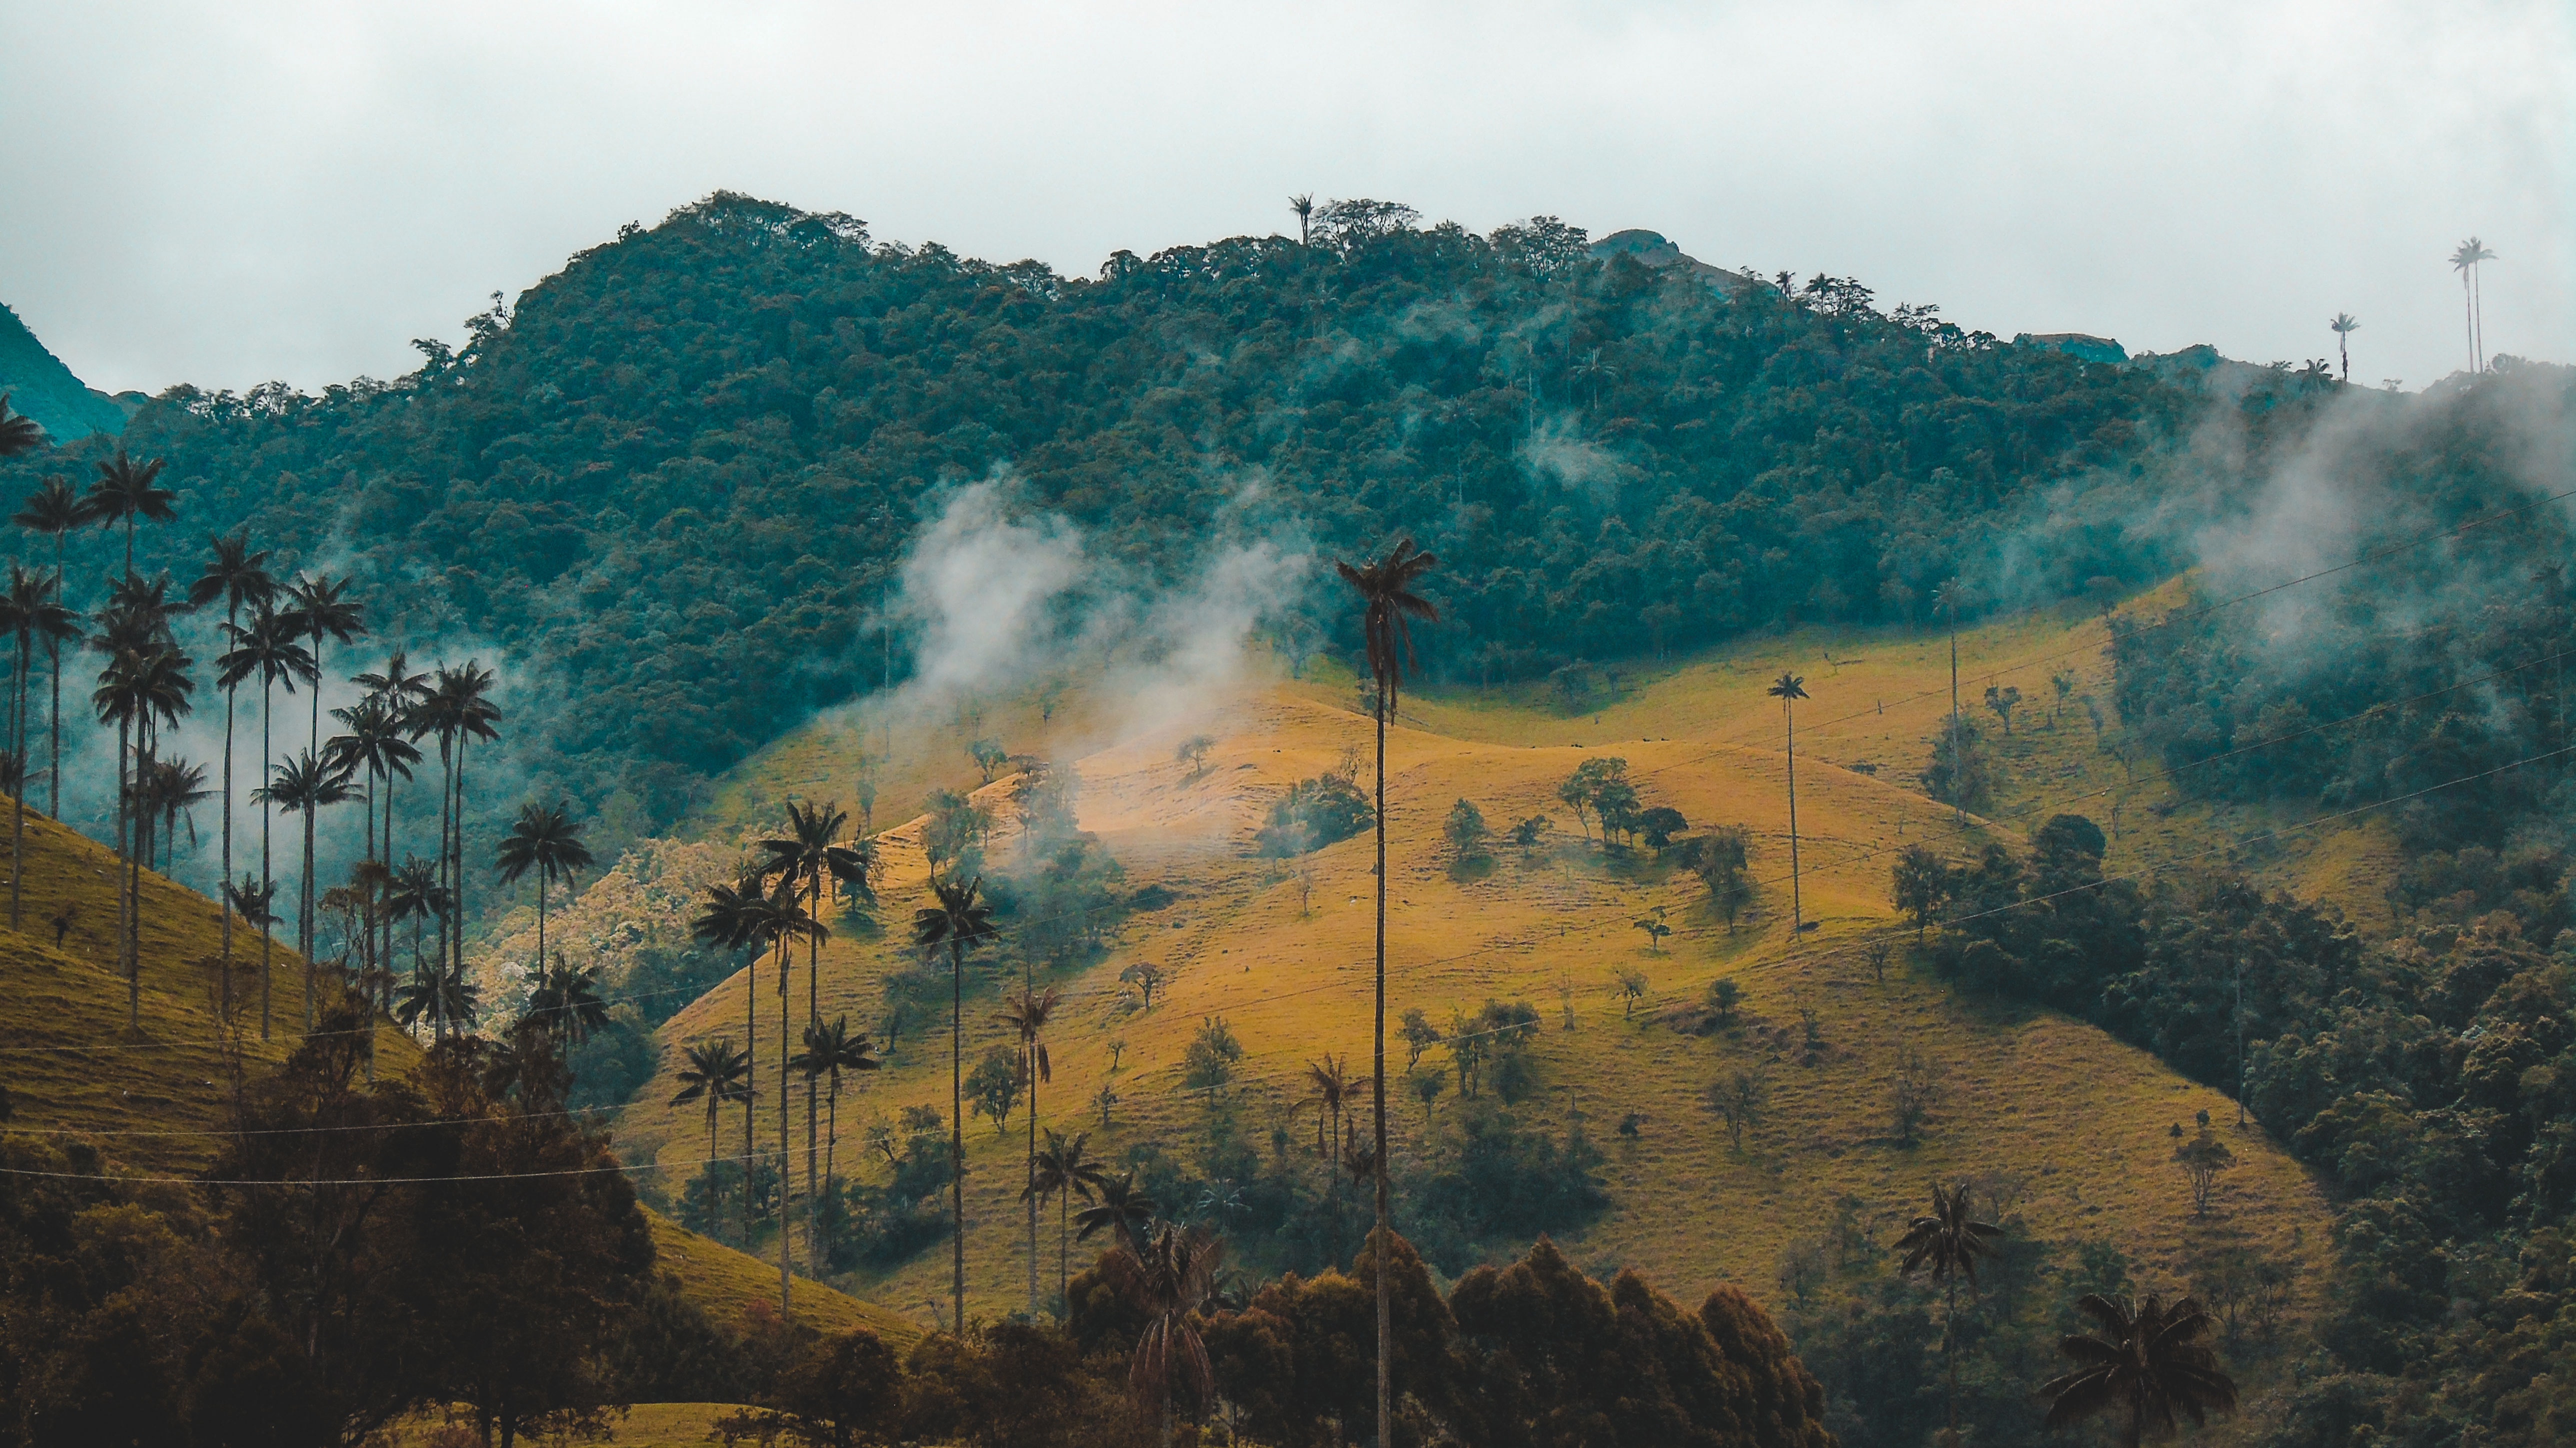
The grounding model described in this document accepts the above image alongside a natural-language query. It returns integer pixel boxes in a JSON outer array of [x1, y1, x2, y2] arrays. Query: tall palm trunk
[[820, 1080, 840, 1282], [778, 932, 792, 1316], [1783, 698, 1802, 930], [745, 932, 758, 1252], [302, 797, 318, 1030], [950, 937, 966, 1334], [1026, 1008, 1040, 1316], [10, 628, 28, 930], [1948, 622, 1962, 824], [1372, 691, 1392, 1448], [260, 683, 275, 1039], [2463, 268, 2477, 374], [808, 866, 824, 1281], [120, 716, 140, 1030], [1944, 1276, 1960, 1440], [46, 535, 62, 819], [219, 603, 238, 1012]]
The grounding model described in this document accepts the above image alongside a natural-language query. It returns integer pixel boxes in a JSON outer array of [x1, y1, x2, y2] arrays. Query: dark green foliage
[[1408, 1102, 1609, 1274], [11, 194, 2194, 846], [1256, 774, 1374, 856]]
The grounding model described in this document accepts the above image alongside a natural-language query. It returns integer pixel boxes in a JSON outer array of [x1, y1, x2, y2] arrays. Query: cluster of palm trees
[[0, 430, 511, 1050], [686, 801, 884, 1312]]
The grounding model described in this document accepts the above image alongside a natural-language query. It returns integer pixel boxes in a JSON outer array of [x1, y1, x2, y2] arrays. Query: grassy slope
[[0, 798, 914, 1349], [612, 594, 2384, 1352]]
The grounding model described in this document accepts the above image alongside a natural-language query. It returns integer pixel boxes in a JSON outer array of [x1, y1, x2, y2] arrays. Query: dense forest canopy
[[0, 192, 2214, 840]]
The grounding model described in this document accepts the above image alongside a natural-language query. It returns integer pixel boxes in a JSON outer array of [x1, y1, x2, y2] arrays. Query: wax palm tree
[[15, 475, 92, 818], [354, 650, 432, 972], [223, 874, 277, 1022], [522, 951, 610, 1048], [0, 564, 72, 927], [672, 1037, 756, 1246], [326, 694, 418, 982], [914, 873, 998, 1332], [1026, 1128, 1106, 1312], [2329, 312, 2360, 384], [2451, 238, 2497, 373], [256, 749, 354, 1031], [495, 800, 592, 973], [791, 1014, 881, 1276], [1105, 1224, 1224, 1448], [1932, 578, 1968, 822], [1768, 672, 1810, 932], [218, 604, 314, 1038], [695, 870, 818, 1299], [0, 395, 42, 458], [92, 626, 192, 1026], [1074, 1170, 1158, 1252], [384, 856, 447, 1022], [414, 662, 500, 987], [1333, 534, 1438, 1448], [759, 798, 878, 1269], [280, 572, 365, 782], [144, 756, 210, 874], [1896, 1180, 2003, 1440], [1290, 194, 1316, 246], [1572, 347, 1618, 412], [996, 984, 1062, 1313], [84, 450, 176, 576], [1299, 1052, 1370, 1262], [2040, 1293, 2238, 1448], [189, 528, 276, 984]]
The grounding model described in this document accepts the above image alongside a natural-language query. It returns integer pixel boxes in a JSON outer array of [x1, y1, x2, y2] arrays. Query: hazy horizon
[[3, 0, 2568, 398]]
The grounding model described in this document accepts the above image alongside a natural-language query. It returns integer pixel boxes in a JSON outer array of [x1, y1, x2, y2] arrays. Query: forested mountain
[[0, 192, 2204, 837], [0, 303, 127, 444]]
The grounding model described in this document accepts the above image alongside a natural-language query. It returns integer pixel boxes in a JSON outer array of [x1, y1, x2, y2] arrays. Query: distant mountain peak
[[0, 303, 127, 445]]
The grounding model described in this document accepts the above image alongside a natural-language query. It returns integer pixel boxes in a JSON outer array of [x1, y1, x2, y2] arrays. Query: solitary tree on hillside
[[1026, 1128, 1107, 1312], [2330, 312, 2360, 383], [16, 475, 94, 818], [1897, 1181, 2003, 1442], [85, 449, 176, 576], [190, 529, 276, 1001], [791, 1015, 880, 1276], [2039, 1293, 2238, 1448], [1334, 534, 1438, 1448], [913, 872, 997, 1335], [1933, 580, 1968, 823], [1290, 194, 1316, 246], [2450, 238, 2496, 374], [1767, 672, 1810, 931]]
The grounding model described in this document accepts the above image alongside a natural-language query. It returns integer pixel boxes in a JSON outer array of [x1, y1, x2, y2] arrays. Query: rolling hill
[[0, 788, 916, 1350], [592, 594, 2350, 1371]]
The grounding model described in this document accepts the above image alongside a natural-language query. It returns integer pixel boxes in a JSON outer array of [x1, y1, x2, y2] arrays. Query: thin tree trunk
[[1784, 698, 1801, 930], [48, 536, 62, 820], [220, 604, 238, 1006], [952, 938, 966, 1334], [11, 630, 28, 930], [822, 1085, 839, 1280], [780, 934, 792, 1316], [746, 932, 759, 1251], [1028, 1021, 1040, 1316], [1949, 624, 1962, 824], [260, 685, 274, 1039], [302, 804, 318, 1030], [1372, 689, 1392, 1448], [808, 866, 824, 1280]]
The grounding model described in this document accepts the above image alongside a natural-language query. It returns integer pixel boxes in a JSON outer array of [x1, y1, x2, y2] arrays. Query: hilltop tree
[[1288, 194, 1316, 246], [2039, 1294, 2238, 1448], [1768, 672, 1810, 930], [913, 872, 998, 1332], [2173, 1128, 2234, 1216], [1896, 1180, 2002, 1441], [1336, 533, 1438, 1448], [2450, 237, 2496, 372], [2330, 312, 2360, 382]]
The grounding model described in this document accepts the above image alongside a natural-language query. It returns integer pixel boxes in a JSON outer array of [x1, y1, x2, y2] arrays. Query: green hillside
[[0, 302, 126, 444]]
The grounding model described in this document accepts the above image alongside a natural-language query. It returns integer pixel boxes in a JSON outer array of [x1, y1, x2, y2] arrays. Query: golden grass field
[[0, 796, 915, 1346], [607, 590, 2372, 1356]]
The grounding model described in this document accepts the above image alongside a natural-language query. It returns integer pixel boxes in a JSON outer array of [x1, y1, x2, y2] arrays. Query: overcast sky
[[3, 1, 2567, 398]]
